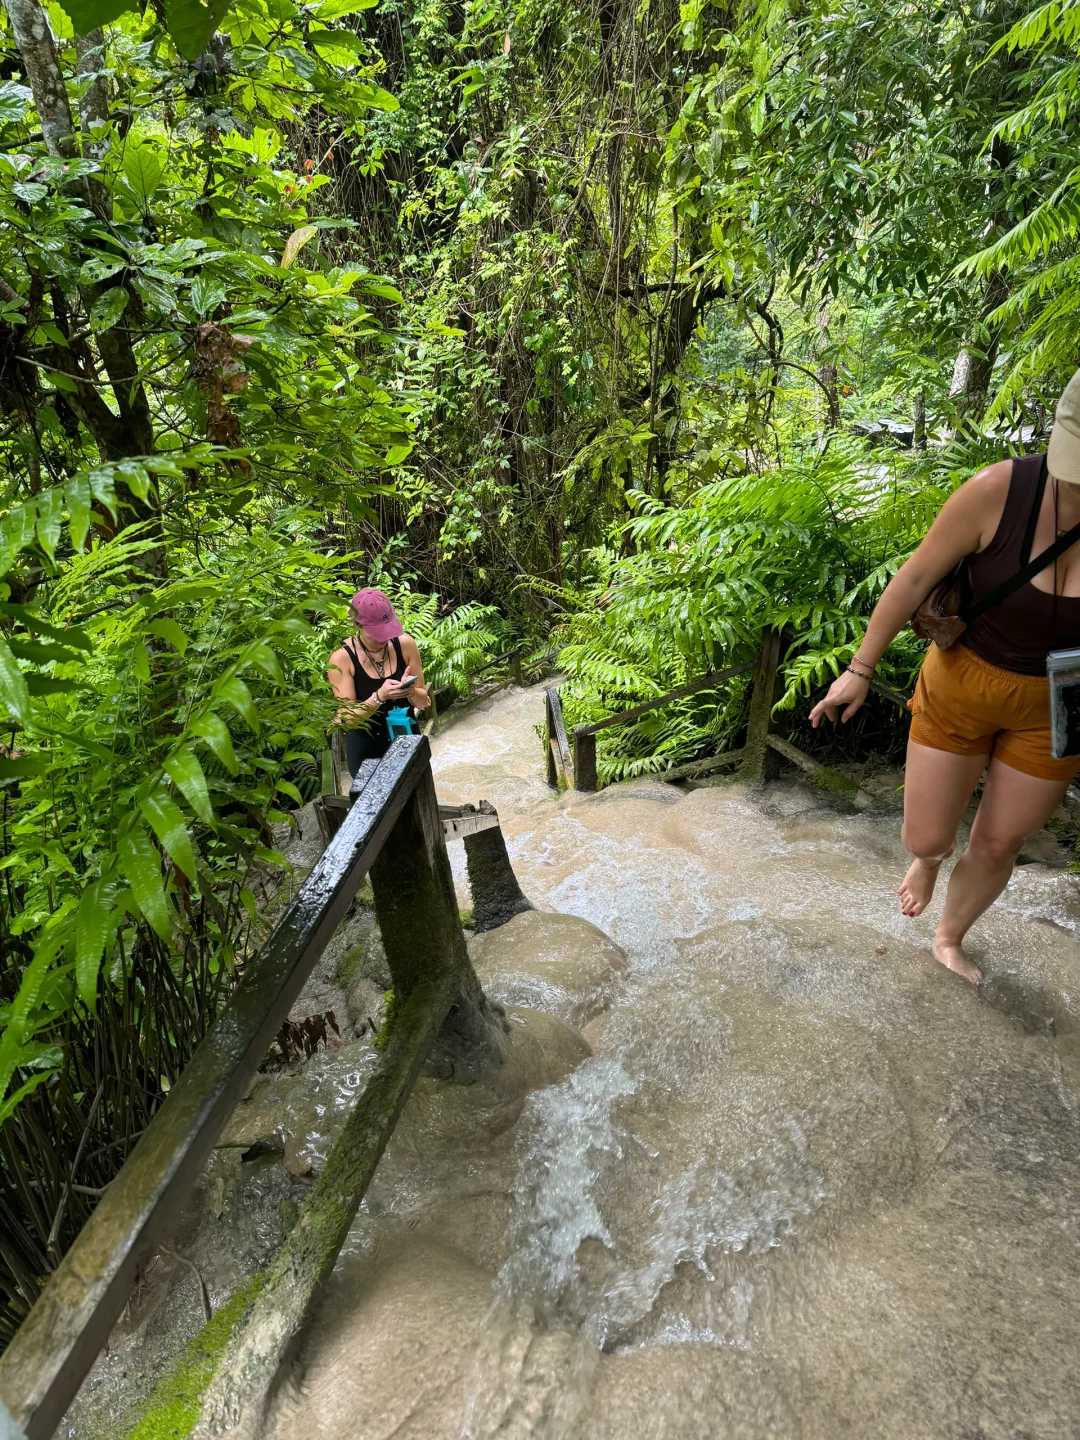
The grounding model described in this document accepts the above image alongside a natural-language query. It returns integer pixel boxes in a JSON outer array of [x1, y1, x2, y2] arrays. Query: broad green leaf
[[214, 675, 257, 728], [281, 224, 318, 269], [88, 466, 118, 518], [67, 475, 92, 550], [0, 504, 36, 574], [146, 618, 189, 654], [79, 254, 126, 285], [56, 0, 130, 33], [164, 0, 231, 61], [132, 641, 151, 682], [75, 880, 116, 1012], [246, 642, 283, 683], [0, 81, 32, 123], [190, 273, 227, 318], [314, 0, 377, 15], [7, 639, 82, 664], [123, 142, 163, 207], [0, 755, 48, 781], [115, 461, 151, 501], [0, 606, 92, 651], [36, 487, 63, 560], [191, 711, 237, 772], [274, 778, 304, 806], [0, 635, 29, 725], [25, 676, 71, 696], [164, 745, 214, 823], [118, 825, 172, 940], [90, 287, 129, 331], [13, 181, 48, 205], [385, 441, 413, 464], [141, 790, 198, 881]]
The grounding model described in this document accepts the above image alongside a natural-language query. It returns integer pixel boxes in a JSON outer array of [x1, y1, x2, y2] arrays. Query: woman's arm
[[327, 646, 394, 728], [809, 462, 1009, 728], [399, 634, 431, 712]]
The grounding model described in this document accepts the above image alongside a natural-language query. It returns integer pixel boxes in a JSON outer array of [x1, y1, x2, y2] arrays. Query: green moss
[[373, 987, 397, 1051], [124, 1274, 264, 1440], [334, 941, 366, 988], [809, 765, 860, 798], [458, 907, 474, 931]]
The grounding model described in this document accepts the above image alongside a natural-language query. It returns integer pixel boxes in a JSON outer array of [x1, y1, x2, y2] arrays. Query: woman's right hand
[[809, 670, 872, 728]]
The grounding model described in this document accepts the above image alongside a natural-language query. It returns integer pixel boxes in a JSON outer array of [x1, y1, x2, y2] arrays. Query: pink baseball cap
[[350, 588, 403, 641]]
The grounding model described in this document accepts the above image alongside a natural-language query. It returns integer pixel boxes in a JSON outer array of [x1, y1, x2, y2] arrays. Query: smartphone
[[398, 673, 417, 689]]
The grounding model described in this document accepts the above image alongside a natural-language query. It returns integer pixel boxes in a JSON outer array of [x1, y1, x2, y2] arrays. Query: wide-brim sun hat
[[1047, 367, 1080, 486], [351, 588, 403, 642]]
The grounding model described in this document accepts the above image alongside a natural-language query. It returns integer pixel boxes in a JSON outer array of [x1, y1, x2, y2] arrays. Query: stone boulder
[[468, 910, 628, 1027]]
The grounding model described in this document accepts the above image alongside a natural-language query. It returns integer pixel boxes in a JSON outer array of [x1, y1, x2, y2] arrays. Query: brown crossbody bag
[[912, 458, 1080, 648]]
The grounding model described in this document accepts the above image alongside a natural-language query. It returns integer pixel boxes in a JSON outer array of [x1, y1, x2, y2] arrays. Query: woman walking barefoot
[[810, 371, 1080, 985]]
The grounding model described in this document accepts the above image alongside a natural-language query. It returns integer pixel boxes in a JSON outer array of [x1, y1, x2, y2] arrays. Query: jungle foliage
[[1, 0, 1078, 1343]]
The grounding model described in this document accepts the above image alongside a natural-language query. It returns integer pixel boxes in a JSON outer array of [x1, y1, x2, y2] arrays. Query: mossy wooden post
[[737, 629, 782, 785], [368, 753, 509, 1081], [464, 806, 534, 932], [574, 726, 598, 792], [509, 650, 524, 686]]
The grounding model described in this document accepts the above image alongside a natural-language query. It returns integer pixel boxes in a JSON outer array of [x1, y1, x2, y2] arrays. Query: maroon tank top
[[964, 454, 1080, 676]]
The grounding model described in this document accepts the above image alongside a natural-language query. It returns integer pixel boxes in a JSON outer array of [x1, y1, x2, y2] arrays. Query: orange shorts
[[908, 642, 1080, 783]]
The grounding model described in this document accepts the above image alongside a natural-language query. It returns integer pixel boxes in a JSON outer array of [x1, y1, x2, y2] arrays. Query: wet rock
[[61, 1151, 302, 1439], [468, 909, 628, 1026], [271, 1239, 598, 1440]]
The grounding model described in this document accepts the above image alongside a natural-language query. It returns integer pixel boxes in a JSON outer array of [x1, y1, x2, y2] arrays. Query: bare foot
[[932, 933, 983, 986], [898, 856, 947, 917]]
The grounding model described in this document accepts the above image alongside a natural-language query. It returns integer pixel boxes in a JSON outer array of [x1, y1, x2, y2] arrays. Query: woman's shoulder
[[329, 639, 355, 665], [399, 631, 419, 651]]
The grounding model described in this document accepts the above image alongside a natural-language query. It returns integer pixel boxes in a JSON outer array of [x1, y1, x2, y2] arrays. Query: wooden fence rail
[[0, 736, 510, 1440], [546, 631, 932, 797]]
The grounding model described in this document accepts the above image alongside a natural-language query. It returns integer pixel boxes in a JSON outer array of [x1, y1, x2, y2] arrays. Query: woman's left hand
[[809, 671, 871, 728]]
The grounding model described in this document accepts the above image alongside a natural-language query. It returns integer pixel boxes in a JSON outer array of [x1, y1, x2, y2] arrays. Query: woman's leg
[[933, 759, 1071, 983], [898, 740, 988, 919]]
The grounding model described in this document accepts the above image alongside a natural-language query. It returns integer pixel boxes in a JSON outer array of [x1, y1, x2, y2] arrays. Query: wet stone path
[[262, 684, 1080, 1440]]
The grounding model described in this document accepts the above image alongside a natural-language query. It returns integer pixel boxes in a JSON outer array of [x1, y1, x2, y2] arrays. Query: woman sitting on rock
[[810, 370, 1080, 984], [328, 588, 431, 776]]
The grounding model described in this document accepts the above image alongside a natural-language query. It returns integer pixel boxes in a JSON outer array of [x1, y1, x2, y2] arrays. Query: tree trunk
[[816, 301, 841, 429], [1, 0, 76, 158], [913, 389, 926, 451]]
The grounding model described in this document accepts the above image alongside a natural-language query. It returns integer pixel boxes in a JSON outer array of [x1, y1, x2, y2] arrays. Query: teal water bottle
[[386, 706, 417, 740]]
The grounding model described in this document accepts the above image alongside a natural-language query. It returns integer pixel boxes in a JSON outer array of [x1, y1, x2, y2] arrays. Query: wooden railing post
[[574, 727, 598, 792], [545, 691, 558, 788], [369, 748, 508, 1082], [463, 806, 534, 932], [737, 629, 782, 785], [509, 650, 523, 686]]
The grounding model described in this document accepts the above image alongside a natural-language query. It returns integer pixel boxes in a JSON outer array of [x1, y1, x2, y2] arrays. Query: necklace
[[359, 639, 391, 677]]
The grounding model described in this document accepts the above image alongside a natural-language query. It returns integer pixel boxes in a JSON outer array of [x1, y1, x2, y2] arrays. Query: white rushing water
[[268, 682, 1080, 1440]]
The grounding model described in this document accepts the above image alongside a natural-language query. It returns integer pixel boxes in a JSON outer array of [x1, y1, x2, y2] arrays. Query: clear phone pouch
[[1048, 647, 1080, 759]]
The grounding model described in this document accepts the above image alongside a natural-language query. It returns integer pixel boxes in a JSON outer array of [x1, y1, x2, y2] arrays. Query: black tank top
[[343, 636, 406, 702], [965, 455, 1080, 676]]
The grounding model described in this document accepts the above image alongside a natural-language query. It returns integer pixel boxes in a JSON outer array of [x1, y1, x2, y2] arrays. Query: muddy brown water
[[262, 685, 1080, 1440]]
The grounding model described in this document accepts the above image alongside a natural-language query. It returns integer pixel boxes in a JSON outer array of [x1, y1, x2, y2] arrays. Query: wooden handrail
[[0, 737, 490, 1440], [576, 659, 755, 738]]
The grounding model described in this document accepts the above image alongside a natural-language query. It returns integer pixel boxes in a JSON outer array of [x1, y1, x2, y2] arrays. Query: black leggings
[[345, 723, 391, 777]]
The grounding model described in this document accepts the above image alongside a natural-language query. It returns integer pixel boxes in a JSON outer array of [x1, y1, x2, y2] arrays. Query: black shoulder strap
[[966, 458, 1080, 622], [342, 639, 360, 679], [1019, 455, 1048, 566]]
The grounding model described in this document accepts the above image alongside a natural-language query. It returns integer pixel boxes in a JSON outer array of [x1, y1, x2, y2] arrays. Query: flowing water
[[270, 684, 1080, 1440]]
